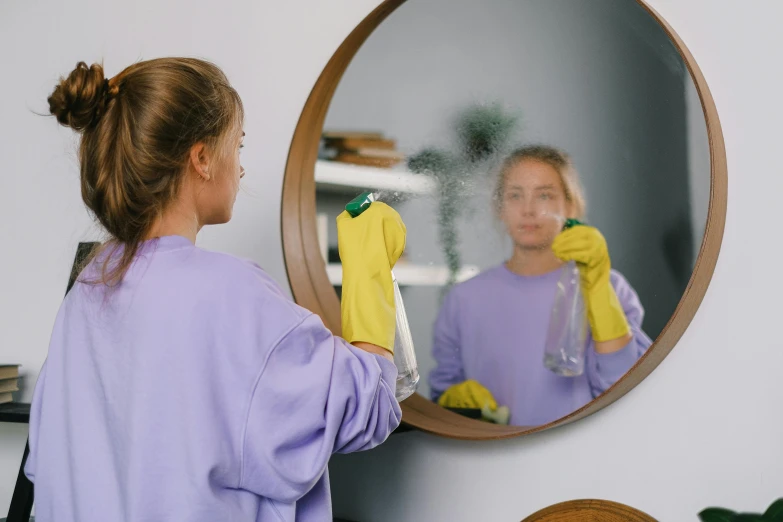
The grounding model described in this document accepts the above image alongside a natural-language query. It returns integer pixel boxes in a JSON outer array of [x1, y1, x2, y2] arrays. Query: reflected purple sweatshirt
[[430, 264, 651, 426], [25, 235, 401, 522]]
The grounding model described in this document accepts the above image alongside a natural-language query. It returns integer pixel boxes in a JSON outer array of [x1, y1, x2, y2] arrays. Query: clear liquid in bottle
[[543, 260, 588, 376], [392, 274, 419, 401]]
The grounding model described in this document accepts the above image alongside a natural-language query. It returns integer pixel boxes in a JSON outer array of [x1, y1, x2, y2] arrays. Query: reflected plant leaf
[[455, 102, 520, 164], [408, 102, 522, 292]]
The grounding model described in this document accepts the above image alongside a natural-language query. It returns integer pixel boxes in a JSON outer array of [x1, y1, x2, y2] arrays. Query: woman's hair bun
[[48, 61, 109, 131]]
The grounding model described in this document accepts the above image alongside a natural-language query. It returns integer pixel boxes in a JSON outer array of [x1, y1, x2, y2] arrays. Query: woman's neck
[[146, 200, 200, 243], [506, 246, 563, 276]]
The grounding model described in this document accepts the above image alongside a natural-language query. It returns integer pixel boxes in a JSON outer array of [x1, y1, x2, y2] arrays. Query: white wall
[[0, 0, 779, 520]]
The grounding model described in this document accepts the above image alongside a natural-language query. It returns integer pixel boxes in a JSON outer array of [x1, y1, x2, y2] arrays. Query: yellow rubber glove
[[337, 202, 406, 353], [438, 380, 510, 424], [438, 380, 498, 412], [551, 225, 630, 342]]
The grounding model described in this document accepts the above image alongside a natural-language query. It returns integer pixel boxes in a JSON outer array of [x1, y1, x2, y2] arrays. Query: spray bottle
[[543, 218, 589, 377], [345, 192, 420, 401]]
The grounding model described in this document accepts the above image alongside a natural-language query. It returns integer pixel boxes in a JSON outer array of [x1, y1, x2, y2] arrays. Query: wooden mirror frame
[[521, 499, 658, 521], [281, 0, 727, 440]]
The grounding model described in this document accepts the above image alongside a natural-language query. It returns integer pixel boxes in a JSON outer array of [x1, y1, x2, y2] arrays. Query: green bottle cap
[[345, 191, 376, 217], [563, 218, 584, 230]]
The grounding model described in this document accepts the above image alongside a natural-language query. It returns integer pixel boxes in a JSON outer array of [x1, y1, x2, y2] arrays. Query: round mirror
[[282, 0, 727, 439]]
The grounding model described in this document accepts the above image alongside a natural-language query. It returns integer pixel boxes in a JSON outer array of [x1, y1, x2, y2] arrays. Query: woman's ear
[[189, 143, 211, 181]]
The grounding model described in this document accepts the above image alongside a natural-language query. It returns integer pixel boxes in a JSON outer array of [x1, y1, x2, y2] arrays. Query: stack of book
[[322, 131, 405, 168], [0, 365, 20, 404]]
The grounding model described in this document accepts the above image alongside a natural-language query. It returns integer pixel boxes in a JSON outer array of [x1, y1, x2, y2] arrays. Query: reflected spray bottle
[[543, 218, 589, 376], [345, 191, 420, 401]]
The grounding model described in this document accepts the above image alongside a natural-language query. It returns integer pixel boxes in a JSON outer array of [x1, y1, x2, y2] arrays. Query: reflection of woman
[[430, 145, 652, 426]]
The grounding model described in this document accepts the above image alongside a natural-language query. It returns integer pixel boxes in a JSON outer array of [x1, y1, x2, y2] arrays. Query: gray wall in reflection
[[323, 0, 710, 396]]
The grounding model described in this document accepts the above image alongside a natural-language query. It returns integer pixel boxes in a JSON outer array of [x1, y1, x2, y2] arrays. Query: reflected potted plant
[[699, 498, 783, 522], [407, 102, 520, 289]]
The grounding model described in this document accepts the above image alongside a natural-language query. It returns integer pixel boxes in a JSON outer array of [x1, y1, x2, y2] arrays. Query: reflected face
[[499, 159, 572, 250]]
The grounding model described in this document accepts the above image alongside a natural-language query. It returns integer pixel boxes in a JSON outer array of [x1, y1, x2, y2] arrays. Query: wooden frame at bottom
[[522, 499, 657, 522], [280, 0, 728, 440]]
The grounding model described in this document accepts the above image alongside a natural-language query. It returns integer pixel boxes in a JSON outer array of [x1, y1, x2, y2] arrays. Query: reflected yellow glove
[[551, 225, 630, 342], [337, 202, 406, 353], [438, 380, 510, 424], [438, 379, 495, 409]]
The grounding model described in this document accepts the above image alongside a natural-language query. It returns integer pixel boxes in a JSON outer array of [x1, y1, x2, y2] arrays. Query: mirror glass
[[314, 0, 709, 427]]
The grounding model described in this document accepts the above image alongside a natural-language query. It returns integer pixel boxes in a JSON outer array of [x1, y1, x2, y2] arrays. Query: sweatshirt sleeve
[[24, 359, 47, 483], [429, 288, 466, 403], [239, 313, 401, 503], [586, 271, 653, 396]]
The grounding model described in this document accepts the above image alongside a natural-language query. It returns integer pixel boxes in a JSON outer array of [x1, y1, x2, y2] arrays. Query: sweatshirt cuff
[[594, 339, 638, 380]]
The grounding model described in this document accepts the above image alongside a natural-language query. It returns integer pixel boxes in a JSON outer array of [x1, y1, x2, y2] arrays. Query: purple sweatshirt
[[24, 235, 401, 522], [430, 264, 651, 426]]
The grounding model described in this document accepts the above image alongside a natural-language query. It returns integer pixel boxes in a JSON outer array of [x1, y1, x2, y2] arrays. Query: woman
[[24, 58, 405, 522], [430, 145, 652, 427]]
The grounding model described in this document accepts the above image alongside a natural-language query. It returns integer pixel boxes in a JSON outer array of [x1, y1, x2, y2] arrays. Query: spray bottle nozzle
[[345, 191, 377, 218], [562, 218, 584, 231]]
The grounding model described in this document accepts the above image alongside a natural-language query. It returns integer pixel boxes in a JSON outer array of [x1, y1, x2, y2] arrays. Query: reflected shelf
[[314, 159, 435, 195], [326, 262, 480, 287]]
